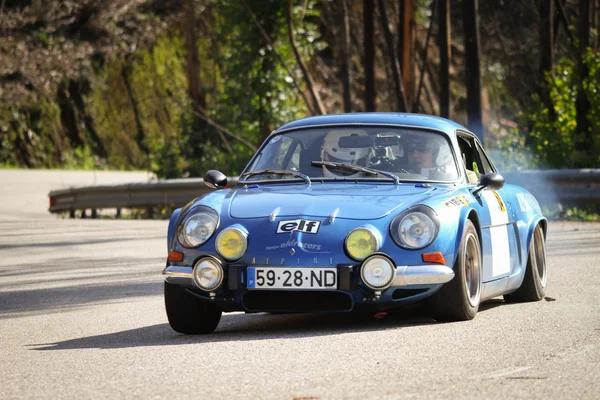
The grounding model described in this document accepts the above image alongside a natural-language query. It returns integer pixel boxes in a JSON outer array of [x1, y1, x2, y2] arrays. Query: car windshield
[[242, 126, 460, 182]]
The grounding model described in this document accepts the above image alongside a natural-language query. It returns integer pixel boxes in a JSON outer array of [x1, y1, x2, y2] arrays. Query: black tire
[[504, 224, 547, 303], [164, 281, 222, 334], [429, 220, 482, 321]]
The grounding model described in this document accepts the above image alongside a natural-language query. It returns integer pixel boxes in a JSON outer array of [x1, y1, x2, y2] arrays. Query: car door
[[457, 132, 519, 283]]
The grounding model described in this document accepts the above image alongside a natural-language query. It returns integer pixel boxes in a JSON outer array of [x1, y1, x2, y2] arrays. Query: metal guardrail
[[48, 170, 599, 216], [501, 169, 600, 207]]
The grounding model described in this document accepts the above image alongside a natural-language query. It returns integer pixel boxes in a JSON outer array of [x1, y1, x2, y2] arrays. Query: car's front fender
[[167, 208, 182, 251]]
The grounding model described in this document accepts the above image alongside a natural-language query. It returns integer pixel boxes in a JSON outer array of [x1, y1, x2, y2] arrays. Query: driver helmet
[[321, 129, 372, 177]]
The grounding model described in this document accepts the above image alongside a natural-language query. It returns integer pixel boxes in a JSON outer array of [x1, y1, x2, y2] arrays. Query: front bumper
[[163, 264, 454, 286], [163, 263, 453, 311]]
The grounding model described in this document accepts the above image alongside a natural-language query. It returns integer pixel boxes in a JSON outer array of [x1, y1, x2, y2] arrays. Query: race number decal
[[482, 190, 510, 278]]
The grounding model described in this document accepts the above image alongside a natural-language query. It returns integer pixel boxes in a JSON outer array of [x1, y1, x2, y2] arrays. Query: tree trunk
[[57, 81, 84, 149], [462, 0, 483, 142], [364, 0, 376, 111], [399, 0, 414, 106], [68, 78, 107, 158], [437, 0, 451, 118], [377, 0, 408, 112], [576, 0, 591, 155], [183, 0, 205, 111], [286, 0, 326, 115], [121, 63, 147, 155], [341, 0, 352, 112], [540, 0, 555, 119]]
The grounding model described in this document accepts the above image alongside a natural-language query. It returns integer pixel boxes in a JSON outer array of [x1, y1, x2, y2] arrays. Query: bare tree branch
[[242, 1, 316, 115], [169, 93, 257, 152], [378, 0, 408, 111], [413, 0, 437, 112], [554, 0, 575, 43], [286, 0, 326, 115]]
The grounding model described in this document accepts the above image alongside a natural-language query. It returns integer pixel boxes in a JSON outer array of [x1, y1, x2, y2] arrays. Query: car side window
[[475, 143, 494, 174], [457, 135, 480, 184]]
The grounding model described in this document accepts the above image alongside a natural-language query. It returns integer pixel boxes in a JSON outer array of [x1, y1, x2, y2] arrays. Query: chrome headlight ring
[[390, 205, 440, 250], [177, 206, 220, 248]]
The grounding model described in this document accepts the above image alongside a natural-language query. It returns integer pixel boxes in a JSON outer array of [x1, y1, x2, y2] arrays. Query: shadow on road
[[29, 300, 507, 351], [29, 307, 437, 350], [0, 235, 164, 250]]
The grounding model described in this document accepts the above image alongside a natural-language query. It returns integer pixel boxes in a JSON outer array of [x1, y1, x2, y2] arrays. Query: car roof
[[274, 112, 469, 136]]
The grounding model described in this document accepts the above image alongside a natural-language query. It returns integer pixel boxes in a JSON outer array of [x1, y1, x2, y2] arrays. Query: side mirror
[[204, 170, 228, 189], [472, 172, 505, 196]]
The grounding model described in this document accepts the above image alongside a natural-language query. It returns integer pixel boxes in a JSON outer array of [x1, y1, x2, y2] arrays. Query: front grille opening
[[392, 288, 428, 300], [243, 291, 353, 312]]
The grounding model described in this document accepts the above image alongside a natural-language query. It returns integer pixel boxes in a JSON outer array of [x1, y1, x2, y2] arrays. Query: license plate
[[247, 267, 337, 290]]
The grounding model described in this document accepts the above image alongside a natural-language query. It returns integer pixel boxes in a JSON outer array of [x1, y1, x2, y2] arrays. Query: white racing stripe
[[482, 190, 511, 278]]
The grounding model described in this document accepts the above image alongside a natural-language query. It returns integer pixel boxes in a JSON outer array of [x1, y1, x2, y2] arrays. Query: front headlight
[[345, 226, 381, 261], [177, 207, 219, 248], [390, 207, 439, 249], [193, 257, 223, 291], [216, 227, 248, 261], [361, 254, 395, 290]]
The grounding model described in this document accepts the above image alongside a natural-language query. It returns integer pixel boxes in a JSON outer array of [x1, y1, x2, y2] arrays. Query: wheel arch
[[450, 208, 481, 268], [527, 216, 548, 250]]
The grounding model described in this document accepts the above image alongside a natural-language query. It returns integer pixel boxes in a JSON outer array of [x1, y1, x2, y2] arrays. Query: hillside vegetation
[[1, 0, 598, 178]]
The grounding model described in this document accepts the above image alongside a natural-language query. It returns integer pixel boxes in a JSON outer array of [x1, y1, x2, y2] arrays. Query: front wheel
[[429, 220, 482, 321], [164, 281, 222, 334], [504, 224, 547, 303]]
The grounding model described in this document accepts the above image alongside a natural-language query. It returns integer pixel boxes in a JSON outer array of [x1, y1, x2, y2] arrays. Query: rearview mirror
[[374, 136, 400, 146], [338, 135, 373, 148], [204, 170, 228, 189], [473, 172, 505, 196]]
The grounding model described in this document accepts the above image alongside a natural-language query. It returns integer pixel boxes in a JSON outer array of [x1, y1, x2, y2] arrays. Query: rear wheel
[[429, 220, 482, 321], [504, 224, 547, 303], [164, 281, 222, 334]]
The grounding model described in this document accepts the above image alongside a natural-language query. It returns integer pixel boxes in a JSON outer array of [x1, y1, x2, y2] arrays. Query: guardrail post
[[116, 208, 122, 219]]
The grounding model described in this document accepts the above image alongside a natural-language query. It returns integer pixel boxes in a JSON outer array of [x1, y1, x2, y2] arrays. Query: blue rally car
[[163, 113, 548, 334]]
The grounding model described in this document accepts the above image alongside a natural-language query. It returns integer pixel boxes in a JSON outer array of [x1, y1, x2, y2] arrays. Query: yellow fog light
[[345, 227, 380, 261], [216, 227, 248, 261]]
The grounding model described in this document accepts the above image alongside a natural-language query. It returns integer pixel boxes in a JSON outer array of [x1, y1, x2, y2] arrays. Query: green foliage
[[542, 205, 600, 222], [82, 0, 318, 179], [0, 101, 63, 168], [60, 145, 104, 170], [516, 49, 600, 169]]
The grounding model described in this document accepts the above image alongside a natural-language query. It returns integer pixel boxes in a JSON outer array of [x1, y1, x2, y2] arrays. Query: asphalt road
[[1, 170, 598, 399]]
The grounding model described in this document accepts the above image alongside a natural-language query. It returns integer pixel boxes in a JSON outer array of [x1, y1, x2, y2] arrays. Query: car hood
[[228, 182, 442, 220]]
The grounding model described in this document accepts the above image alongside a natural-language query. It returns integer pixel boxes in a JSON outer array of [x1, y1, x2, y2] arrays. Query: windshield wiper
[[240, 169, 311, 184], [311, 161, 400, 184]]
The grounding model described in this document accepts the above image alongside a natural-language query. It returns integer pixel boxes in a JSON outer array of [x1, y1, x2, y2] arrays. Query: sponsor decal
[[516, 192, 541, 213], [491, 190, 506, 212], [265, 239, 322, 251], [445, 195, 471, 208], [277, 219, 321, 234], [251, 257, 334, 265]]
